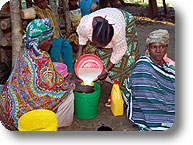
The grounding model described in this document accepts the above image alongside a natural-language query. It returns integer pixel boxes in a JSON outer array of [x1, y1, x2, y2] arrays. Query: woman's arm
[[97, 61, 114, 80], [75, 18, 89, 61], [98, 31, 126, 80], [75, 44, 86, 61]]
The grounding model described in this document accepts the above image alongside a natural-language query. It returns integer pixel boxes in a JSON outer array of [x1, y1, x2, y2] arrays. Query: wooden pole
[[62, 0, 71, 31], [10, 0, 22, 68], [0, 48, 6, 62], [49, 0, 59, 24], [163, 0, 167, 15], [148, 0, 158, 18]]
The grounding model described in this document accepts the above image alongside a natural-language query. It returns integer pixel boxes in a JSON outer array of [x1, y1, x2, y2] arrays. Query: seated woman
[[0, 18, 93, 131], [123, 29, 175, 131]]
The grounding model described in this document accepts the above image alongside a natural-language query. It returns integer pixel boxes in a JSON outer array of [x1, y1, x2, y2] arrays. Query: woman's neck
[[150, 56, 165, 65]]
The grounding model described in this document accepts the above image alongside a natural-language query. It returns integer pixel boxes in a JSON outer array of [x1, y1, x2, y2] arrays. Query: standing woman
[[76, 8, 139, 91]]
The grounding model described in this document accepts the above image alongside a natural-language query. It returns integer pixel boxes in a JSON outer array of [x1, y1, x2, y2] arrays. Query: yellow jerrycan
[[110, 80, 124, 116]]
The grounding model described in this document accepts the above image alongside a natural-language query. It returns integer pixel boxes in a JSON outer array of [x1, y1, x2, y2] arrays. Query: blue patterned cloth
[[123, 55, 175, 131]]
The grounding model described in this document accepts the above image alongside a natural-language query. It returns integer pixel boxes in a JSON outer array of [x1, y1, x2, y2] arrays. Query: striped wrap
[[123, 55, 175, 131]]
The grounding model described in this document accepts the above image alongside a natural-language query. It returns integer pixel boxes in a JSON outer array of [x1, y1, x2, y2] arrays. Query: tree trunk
[[62, 0, 71, 31], [10, 0, 22, 68], [163, 0, 167, 15], [49, 0, 59, 24], [148, 0, 158, 18]]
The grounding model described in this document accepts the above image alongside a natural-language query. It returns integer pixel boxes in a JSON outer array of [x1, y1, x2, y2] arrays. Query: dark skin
[[75, 16, 114, 80], [38, 37, 94, 93], [69, 0, 78, 7], [147, 42, 168, 65], [38, 36, 53, 52], [34, 0, 49, 9]]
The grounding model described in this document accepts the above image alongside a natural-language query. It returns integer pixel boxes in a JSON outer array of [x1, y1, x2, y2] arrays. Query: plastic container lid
[[114, 80, 118, 84], [74, 54, 103, 81]]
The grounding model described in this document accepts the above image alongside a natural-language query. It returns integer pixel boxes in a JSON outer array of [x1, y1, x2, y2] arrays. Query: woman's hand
[[74, 50, 82, 62], [97, 70, 108, 80], [98, 61, 114, 80], [74, 45, 86, 62]]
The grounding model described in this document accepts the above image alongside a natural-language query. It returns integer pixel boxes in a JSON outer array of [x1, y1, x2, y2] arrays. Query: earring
[[145, 49, 149, 55]]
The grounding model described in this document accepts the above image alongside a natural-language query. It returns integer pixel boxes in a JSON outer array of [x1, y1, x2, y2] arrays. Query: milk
[[78, 68, 101, 86]]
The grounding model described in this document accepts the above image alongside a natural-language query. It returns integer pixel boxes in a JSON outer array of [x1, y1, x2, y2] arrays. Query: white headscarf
[[146, 29, 170, 46]]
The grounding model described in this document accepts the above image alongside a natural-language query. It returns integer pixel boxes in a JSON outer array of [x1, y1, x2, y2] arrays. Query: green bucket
[[74, 83, 101, 120]]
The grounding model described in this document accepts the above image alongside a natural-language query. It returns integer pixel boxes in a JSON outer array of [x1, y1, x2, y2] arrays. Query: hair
[[92, 19, 114, 46], [34, 0, 47, 4]]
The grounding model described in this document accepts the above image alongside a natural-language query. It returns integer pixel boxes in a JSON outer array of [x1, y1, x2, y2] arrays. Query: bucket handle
[[86, 98, 99, 107]]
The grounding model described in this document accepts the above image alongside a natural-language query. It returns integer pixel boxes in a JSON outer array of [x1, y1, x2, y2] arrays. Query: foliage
[[123, 0, 173, 8]]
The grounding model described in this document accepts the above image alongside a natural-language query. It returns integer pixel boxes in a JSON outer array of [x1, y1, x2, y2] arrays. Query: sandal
[[105, 96, 111, 107]]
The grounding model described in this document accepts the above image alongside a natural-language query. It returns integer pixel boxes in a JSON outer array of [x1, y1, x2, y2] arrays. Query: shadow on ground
[[59, 81, 138, 131]]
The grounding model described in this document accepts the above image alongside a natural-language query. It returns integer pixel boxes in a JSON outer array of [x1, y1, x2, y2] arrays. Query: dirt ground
[[59, 5, 175, 131]]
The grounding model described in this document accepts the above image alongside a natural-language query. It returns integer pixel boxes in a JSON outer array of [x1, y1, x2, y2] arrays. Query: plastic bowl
[[18, 109, 58, 131], [53, 62, 68, 78], [74, 54, 103, 82]]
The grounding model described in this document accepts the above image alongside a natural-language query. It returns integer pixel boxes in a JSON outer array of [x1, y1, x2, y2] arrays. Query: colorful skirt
[[96, 9, 139, 91]]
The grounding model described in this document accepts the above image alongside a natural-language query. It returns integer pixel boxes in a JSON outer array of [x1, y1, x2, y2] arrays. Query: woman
[[34, 0, 73, 71], [123, 29, 175, 131], [0, 18, 93, 131], [76, 8, 139, 91]]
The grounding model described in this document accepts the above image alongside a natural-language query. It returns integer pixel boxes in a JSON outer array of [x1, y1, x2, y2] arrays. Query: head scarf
[[23, 18, 54, 56], [146, 29, 170, 46]]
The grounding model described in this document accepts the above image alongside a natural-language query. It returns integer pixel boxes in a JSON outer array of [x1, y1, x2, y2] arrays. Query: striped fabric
[[123, 55, 175, 131]]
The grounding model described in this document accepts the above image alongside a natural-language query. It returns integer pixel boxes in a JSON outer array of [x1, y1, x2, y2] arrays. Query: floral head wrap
[[146, 29, 170, 46], [23, 18, 54, 56]]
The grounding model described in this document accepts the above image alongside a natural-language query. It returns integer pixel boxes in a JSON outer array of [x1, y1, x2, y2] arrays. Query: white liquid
[[78, 68, 101, 86]]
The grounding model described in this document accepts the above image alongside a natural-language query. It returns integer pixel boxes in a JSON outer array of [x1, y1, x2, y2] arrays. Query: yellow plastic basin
[[18, 109, 58, 131]]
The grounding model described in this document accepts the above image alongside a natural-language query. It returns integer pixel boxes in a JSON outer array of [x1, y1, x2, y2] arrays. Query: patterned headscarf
[[23, 18, 54, 56], [146, 29, 170, 46]]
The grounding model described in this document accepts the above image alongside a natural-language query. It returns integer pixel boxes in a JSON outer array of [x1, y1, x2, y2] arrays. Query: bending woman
[[76, 8, 139, 91], [0, 18, 93, 131], [123, 29, 175, 131]]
